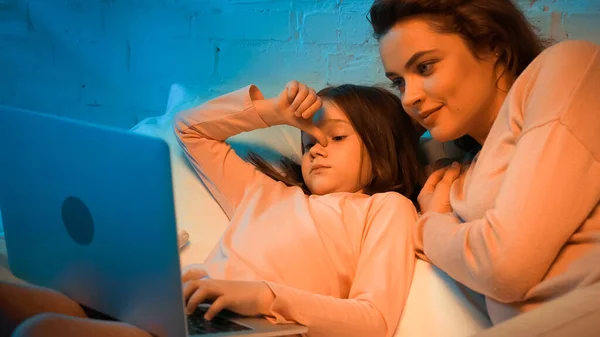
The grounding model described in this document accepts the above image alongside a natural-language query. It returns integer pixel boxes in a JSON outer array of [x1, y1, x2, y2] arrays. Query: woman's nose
[[401, 81, 424, 112]]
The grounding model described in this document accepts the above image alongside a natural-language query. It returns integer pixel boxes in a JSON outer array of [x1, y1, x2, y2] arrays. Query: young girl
[[1, 81, 424, 337], [175, 81, 424, 337]]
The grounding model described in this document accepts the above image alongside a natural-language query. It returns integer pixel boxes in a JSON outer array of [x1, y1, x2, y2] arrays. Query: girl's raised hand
[[281, 80, 322, 119], [268, 80, 328, 146]]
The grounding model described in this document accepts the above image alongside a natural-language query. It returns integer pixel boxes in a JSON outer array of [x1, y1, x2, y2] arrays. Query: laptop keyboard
[[187, 307, 253, 335]]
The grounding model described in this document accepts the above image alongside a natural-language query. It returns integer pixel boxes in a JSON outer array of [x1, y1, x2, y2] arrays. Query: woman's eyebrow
[[404, 49, 438, 69], [385, 49, 439, 77]]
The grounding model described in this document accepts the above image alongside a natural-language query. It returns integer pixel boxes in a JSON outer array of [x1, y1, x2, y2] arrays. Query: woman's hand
[[418, 161, 462, 214], [182, 269, 275, 320], [259, 80, 328, 146]]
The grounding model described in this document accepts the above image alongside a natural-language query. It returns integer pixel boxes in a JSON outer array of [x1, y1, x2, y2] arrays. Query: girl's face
[[379, 18, 509, 144], [301, 100, 373, 195]]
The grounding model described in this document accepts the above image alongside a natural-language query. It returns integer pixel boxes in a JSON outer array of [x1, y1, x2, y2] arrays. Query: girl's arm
[[415, 41, 600, 302], [173, 85, 277, 219], [263, 194, 418, 337]]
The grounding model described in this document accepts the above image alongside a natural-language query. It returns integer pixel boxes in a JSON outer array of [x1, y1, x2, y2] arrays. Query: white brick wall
[[0, 0, 599, 129]]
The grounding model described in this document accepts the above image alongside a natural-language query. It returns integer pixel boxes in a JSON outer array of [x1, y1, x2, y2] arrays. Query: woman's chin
[[428, 126, 460, 143]]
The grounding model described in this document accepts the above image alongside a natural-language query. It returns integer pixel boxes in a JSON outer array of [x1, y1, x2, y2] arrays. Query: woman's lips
[[420, 106, 442, 126]]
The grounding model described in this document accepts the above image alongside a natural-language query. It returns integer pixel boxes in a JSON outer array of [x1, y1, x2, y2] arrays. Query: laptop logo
[[61, 196, 95, 246]]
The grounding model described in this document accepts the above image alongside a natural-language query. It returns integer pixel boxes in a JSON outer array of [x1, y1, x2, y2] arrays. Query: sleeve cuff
[[263, 281, 296, 324]]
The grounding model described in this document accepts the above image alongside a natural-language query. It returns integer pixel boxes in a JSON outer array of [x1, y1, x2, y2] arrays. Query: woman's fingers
[[421, 166, 449, 194], [441, 161, 461, 185], [443, 161, 461, 183], [422, 161, 461, 192]]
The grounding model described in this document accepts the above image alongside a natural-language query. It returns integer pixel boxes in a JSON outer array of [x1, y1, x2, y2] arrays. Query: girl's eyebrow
[[319, 119, 351, 126]]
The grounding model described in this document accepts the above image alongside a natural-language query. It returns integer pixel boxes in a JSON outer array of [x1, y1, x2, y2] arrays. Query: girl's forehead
[[318, 100, 348, 122], [300, 98, 354, 145]]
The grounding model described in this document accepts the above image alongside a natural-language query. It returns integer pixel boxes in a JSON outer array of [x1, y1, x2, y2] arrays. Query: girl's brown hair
[[247, 84, 425, 206], [368, 0, 552, 151]]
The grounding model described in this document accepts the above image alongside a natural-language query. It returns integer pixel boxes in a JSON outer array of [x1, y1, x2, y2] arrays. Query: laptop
[[0, 106, 308, 337]]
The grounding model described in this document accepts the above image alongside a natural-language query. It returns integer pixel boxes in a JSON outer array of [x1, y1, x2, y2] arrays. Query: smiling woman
[[378, 20, 516, 144], [369, 0, 600, 334]]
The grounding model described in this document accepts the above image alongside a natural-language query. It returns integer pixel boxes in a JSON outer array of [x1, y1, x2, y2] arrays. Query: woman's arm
[[173, 85, 276, 219], [262, 194, 418, 337], [416, 41, 600, 302]]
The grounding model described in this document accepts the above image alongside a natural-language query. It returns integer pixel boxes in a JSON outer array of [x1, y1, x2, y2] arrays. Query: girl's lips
[[311, 165, 330, 173]]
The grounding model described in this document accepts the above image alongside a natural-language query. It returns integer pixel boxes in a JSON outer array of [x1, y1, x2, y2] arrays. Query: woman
[[368, 0, 600, 330]]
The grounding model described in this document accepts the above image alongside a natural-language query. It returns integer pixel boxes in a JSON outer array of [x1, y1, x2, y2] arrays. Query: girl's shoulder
[[309, 191, 415, 211], [366, 191, 417, 213]]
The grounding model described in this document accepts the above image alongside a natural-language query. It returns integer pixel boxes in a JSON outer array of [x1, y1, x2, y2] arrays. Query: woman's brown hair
[[247, 84, 425, 206], [368, 0, 552, 151]]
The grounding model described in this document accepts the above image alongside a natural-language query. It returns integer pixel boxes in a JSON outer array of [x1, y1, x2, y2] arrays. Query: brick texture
[[0, 0, 599, 129]]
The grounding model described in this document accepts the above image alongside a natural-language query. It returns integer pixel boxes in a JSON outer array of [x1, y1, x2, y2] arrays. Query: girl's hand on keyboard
[[182, 278, 275, 321], [181, 264, 209, 280]]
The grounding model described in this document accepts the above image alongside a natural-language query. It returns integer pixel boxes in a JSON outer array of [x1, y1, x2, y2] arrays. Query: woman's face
[[379, 18, 508, 144]]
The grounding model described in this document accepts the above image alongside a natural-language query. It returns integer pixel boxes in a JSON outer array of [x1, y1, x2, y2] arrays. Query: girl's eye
[[303, 143, 314, 152], [417, 61, 436, 75], [332, 136, 346, 141]]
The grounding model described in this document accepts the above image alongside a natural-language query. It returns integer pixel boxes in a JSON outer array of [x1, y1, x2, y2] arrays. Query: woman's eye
[[332, 136, 347, 141], [392, 78, 405, 93], [417, 61, 436, 75]]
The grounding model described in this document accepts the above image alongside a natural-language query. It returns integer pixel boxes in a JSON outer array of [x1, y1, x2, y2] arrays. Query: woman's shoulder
[[531, 40, 599, 74], [543, 40, 598, 58], [515, 39, 600, 160]]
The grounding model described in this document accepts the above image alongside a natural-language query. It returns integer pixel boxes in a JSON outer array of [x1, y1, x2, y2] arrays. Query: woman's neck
[[470, 70, 515, 145]]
